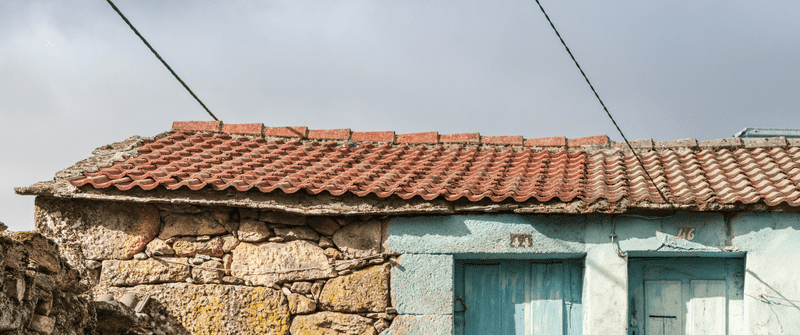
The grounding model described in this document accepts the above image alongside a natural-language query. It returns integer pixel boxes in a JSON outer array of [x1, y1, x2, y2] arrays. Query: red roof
[[67, 121, 800, 208]]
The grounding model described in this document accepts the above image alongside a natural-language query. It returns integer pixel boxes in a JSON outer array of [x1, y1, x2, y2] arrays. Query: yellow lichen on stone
[[100, 284, 291, 335], [238, 287, 291, 334], [186, 294, 226, 335]]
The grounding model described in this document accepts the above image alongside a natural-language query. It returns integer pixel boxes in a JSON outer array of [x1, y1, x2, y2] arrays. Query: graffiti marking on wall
[[676, 226, 696, 240], [510, 233, 534, 248]]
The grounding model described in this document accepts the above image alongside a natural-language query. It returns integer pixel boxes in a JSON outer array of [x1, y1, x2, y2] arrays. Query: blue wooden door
[[628, 258, 744, 335], [455, 260, 583, 335]]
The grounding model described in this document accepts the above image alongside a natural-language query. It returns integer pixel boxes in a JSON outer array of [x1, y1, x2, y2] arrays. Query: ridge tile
[[351, 131, 395, 142], [264, 126, 308, 138], [172, 121, 222, 132], [308, 128, 351, 140], [568, 135, 609, 147], [525, 136, 566, 147], [396, 131, 438, 144], [221, 123, 263, 135], [481, 135, 523, 145], [440, 133, 480, 144]]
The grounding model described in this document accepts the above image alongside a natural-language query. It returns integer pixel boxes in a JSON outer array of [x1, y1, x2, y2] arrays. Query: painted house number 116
[[676, 226, 696, 240]]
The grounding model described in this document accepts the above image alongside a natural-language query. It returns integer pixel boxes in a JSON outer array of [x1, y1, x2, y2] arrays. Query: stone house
[[15, 121, 800, 335]]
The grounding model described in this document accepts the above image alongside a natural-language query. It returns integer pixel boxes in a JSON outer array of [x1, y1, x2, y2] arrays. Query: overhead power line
[[533, 0, 671, 206], [105, 0, 219, 121]]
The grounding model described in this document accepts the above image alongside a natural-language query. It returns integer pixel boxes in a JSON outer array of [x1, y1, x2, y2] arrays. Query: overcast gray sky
[[2, 1, 799, 231]]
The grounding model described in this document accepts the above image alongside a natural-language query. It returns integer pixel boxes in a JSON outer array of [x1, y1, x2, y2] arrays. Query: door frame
[[454, 258, 584, 335], [627, 257, 745, 335]]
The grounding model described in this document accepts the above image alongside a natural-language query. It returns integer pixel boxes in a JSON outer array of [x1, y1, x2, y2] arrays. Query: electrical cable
[[533, 0, 670, 206], [105, 0, 219, 121]]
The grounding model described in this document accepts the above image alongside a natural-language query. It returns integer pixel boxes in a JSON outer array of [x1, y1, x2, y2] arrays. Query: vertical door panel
[[531, 263, 564, 335], [502, 261, 529, 335], [688, 280, 726, 335], [726, 259, 744, 335], [465, 264, 502, 334], [460, 260, 582, 335], [645, 281, 681, 335], [564, 260, 583, 335]]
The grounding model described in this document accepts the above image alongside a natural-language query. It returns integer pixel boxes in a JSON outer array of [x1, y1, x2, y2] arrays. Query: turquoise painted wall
[[380, 211, 800, 335]]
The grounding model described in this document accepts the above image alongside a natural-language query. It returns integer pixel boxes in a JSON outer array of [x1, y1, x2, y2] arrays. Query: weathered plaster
[[385, 212, 800, 334], [732, 212, 800, 334], [386, 214, 586, 257], [391, 254, 453, 315], [380, 315, 453, 335]]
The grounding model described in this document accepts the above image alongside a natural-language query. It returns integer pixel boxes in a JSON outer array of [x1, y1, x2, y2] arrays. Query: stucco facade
[[384, 212, 800, 334]]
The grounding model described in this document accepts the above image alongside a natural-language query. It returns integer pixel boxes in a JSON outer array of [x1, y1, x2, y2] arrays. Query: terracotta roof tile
[[67, 122, 800, 210]]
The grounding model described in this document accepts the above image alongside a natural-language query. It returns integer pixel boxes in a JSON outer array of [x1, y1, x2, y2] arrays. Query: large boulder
[[159, 212, 228, 240], [100, 258, 190, 286], [80, 203, 161, 260], [103, 284, 290, 335], [332, 220, 382, 259], [290, 312, 376, 335], [231, 241, 336, 287], [318, 264, 390, 313]]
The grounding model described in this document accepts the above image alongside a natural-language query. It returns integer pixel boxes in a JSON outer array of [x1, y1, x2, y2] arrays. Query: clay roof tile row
[[67, 122, 800, 209]]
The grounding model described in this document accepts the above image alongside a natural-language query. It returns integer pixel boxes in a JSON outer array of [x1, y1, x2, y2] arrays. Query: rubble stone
[[0, 292, 27, 330], [289, 311, 377, 335], [93, 300, 138, 334], [2, 236, 29, 271], [101, 258, 190, 286], [221, 234, 240, 253], [287, 293, 316, 314], [324, 248, 344, 260], [192, 260, 223, 284], [307, 217, 341, 236], [260, 211, 306, 226], [172, 236, 225, 257], [319, 236, 334, 248], [274, 226, 320, 242], [104, 283, 290, 335], [146, 238, 175, 256], [231, 241, 336, 287], [237, 218, 271, 243], [319, 263, 390, 313], [159, 212, 228, 240], [28, 314, 56, 335], [4, 232, 61, 274], [291, 281, 313, 295], [222, 254, 233, 276], [81, 203, 161, 260], [4, 274, 26, 302], [133, 252, 148, 260], [332, 220, 382, 259]]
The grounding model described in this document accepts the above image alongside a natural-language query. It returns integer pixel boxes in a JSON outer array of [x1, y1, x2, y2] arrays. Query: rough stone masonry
[[30, 197, 399, 335]]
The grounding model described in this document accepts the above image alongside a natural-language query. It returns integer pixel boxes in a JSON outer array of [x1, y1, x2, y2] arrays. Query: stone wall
[[34, 197, 398, 335], [0, 230, 92, 335]]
